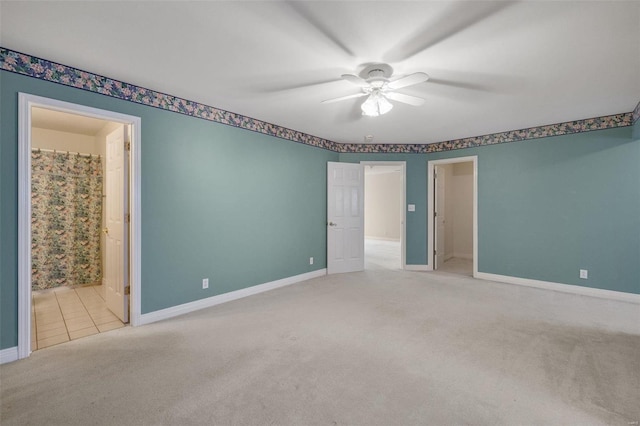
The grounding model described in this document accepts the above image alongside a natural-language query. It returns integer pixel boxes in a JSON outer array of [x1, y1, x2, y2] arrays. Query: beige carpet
[[2, 269, 639, 425]]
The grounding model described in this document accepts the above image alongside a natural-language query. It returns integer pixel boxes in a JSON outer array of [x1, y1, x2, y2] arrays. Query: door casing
[[17, 93, 142, 360], [427, 156, 478, 276]]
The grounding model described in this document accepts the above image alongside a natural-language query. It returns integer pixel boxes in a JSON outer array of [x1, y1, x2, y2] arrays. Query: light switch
[[408, 204, 415, 212]]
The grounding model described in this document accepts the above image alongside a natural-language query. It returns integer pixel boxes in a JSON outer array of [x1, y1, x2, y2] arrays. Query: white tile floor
[[32, 285, 124, 350]]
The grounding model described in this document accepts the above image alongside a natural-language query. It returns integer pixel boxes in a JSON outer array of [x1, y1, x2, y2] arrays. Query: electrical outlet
[[202, 278, 209, 289], [579, 269, 588, 279], [309, 257, 314, 265]]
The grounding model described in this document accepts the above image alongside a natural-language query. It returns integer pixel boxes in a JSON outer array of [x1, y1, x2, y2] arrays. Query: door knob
[[103, 228, 109, 235]]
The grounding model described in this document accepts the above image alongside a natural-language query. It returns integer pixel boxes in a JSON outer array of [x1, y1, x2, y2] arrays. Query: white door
[[434, 165, 446, 270], [105, 125, 129, 322], [327, 162, 364, 274]]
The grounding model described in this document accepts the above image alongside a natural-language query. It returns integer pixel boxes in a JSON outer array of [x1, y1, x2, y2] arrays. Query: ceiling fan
[[322, 63, 429, 117]]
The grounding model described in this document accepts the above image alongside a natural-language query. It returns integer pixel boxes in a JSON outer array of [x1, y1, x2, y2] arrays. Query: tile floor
[[31, 285, 125, 350]]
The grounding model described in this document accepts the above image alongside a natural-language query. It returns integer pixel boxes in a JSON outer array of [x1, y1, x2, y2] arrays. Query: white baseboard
[[476, 272, 640, 304], [365, 236, 401, 242], [139, 269, 327, 326], [0, 346, 19, 365], [404, 264, 432, 271]]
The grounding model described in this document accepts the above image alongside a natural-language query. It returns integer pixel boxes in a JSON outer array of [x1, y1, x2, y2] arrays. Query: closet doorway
[[427, 156, 478, 277], [17, 94, 142, 360]]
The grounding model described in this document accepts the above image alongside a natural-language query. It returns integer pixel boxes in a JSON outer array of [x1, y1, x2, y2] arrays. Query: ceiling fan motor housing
[[359, 63, 394, 79], [362, 63, 393, 89]]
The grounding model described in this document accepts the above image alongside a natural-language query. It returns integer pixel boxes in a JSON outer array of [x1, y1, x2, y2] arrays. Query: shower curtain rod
[[32, 147, 100, 158]]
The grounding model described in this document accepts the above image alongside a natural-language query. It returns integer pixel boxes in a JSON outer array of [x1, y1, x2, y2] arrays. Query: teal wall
[[2, 68, 638, 352], [0, 71, 338, 350], [341, 126, 640, 295]]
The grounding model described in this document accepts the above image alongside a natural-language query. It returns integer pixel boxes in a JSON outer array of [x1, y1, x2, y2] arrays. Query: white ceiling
[[32, 107, 112, 136], [2, 1, 639, 145]]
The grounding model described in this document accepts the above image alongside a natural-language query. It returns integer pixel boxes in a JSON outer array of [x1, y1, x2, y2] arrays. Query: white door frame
[[361, 161, 407, 269], [17, 93, 142, 360], [434, 164, 447, 270], [427, 156, 478, 276]]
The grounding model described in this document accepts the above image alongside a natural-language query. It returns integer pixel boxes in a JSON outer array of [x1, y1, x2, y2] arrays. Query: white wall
[[365, 169, 402, 240], [32, 127, 101, 154]]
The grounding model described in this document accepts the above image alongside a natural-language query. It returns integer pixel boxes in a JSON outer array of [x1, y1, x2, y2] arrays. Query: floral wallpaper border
[[1, 47, 635, 154], [334, 113, 633, 153], [0, 48, 338, 152]]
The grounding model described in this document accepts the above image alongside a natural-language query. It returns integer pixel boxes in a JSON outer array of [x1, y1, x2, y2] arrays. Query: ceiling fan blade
[[386, 92, 425, 106], [383, 2, 514, 63], [341, 74, 370, 87], [322, 92, 367, 104], [387, 72, 429, 90]]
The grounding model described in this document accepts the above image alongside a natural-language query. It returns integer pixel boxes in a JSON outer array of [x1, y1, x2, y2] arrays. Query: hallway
[[365, 239, 401, 270]]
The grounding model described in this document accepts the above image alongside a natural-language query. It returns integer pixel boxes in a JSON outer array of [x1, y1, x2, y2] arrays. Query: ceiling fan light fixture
[[325, 63, 426, 116], [361, 91, 393, 117], [369, 79, 386, 89]]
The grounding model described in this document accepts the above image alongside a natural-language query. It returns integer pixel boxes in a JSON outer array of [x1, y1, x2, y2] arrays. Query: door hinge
[[125, 213, 130, 223], [125, 141, 131, 151], [124, 286, 130, 295], [434, 250, 437, 255]]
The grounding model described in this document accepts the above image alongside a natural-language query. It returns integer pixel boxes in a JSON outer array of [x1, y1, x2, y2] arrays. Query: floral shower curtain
[[31, 150, 103, 290]]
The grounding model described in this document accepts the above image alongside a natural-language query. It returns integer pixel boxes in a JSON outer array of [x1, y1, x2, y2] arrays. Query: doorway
[[427, 156, 478, 277], [29, 108, 127, 350], [17, 94, 142, 359], [362, 161, 406, 270]]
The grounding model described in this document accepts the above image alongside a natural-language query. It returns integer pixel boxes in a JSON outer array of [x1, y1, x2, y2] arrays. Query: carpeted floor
[[2, 269, 639, 425]]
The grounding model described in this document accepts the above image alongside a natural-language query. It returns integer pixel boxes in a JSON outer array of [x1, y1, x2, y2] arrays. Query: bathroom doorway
[[17, 94, 142, 359], [30, 108, 126, 350]]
